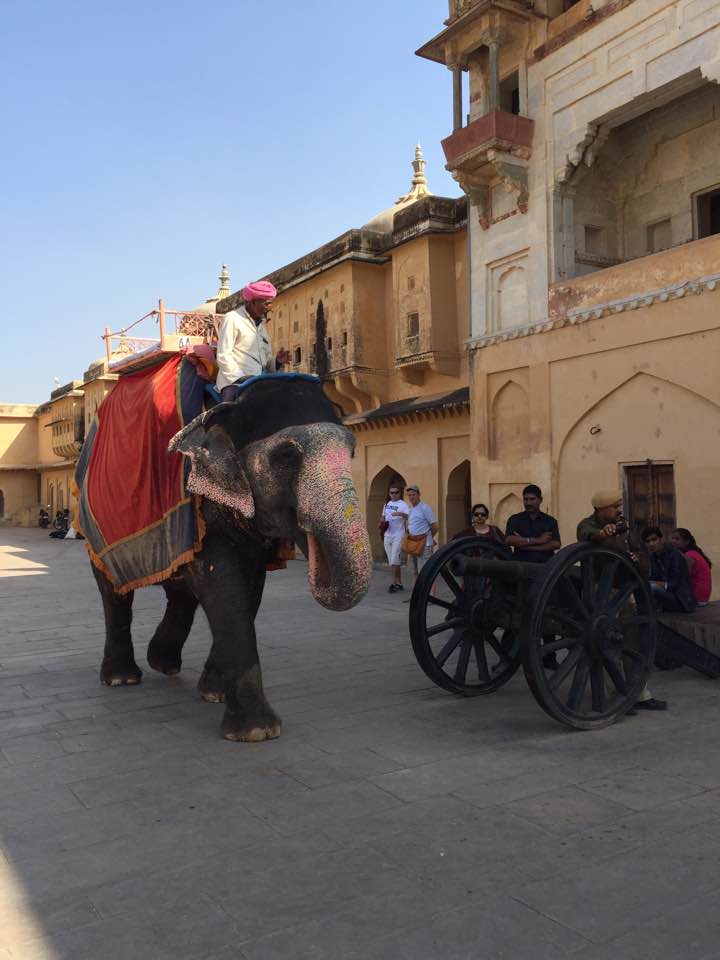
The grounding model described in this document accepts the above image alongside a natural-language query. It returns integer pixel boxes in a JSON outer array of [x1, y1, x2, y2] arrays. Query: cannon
[[408, 538, 657, 730]]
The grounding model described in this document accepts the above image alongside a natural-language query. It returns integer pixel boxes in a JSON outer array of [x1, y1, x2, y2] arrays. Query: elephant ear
[[168, 407, 255, 518]]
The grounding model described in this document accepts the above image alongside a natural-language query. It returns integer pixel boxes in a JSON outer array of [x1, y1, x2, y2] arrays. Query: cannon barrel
[[451, 555, 543, 582]]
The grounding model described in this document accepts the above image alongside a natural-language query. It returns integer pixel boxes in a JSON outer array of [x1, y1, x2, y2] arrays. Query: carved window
[[499, 71, 520, 116], [696, 187, 720, 239], [294, 347, 302, 365], [406, 312, 420, 340], [342, 331, 348, 346], [327, 337, 333, 351], [293, 320, 299, 333], [584, 226, 606, 256], [407, 276, 416, 291]]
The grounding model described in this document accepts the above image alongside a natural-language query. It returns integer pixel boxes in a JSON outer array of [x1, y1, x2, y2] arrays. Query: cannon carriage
[[408, 537, 658, 730]]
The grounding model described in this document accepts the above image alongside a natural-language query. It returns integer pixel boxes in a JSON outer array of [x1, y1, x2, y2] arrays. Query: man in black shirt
[[642, 526, 696, 613], [505, 485, 561, 563], [506, 485, 562, 669]]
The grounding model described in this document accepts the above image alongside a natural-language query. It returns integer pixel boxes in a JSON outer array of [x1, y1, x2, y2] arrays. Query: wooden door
[[625, 463, 675, 541]]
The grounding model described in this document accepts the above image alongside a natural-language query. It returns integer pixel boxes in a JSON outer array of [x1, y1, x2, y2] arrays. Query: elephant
[[91, 375, 372, 741]]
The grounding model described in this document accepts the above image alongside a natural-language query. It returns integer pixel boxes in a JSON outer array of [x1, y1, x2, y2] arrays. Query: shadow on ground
[[2, 528, 720, 959]]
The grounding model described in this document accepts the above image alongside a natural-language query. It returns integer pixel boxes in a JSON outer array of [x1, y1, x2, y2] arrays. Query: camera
[[614, 515, 628, 536]]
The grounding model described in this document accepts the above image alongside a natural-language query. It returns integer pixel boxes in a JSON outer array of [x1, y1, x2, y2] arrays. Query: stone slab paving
[[2, 528, 720, 958]]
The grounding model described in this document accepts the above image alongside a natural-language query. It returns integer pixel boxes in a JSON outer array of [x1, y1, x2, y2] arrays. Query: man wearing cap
[[216, 280, 290, 402], [577, 489, 644, 560], [577, 490, 666, 712]]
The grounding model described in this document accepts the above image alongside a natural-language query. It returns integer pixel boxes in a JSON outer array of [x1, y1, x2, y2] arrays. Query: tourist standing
[[381, 485, 409, 593], [452, 503, 505, 544], [505, 485, 561, 563], [405, 485, 438, 584]]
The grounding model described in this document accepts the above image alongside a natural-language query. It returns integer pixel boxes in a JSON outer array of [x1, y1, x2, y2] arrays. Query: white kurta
[[215, 305, 275, 390]]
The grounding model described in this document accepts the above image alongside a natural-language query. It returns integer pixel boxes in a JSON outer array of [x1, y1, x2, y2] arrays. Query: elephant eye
[[269, 440, 302, 471]]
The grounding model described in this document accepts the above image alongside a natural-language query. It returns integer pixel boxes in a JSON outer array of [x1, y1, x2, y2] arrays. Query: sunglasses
[[389, 490, 400, 495], [473, 511, 488, 518]]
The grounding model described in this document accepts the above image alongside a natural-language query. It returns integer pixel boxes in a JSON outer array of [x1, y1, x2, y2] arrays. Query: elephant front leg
[[92, 565, 142, 686], [188, 546, 281, 741], [147, 579, 198, 676]]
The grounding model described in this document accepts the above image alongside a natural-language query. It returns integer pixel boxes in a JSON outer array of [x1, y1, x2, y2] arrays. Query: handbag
[[379, 519, 389, 536], [402, 532, 427, 557]]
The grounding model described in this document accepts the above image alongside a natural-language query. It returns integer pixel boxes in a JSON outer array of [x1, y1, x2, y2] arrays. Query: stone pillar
[[453, 67, 463, 130], [487, 41, 500, 111]]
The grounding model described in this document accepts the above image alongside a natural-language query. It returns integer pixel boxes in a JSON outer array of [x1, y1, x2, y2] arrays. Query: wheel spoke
[[606, 581, 638, 618], [559, 574, 591, 622], [542, 608, 585, 635], [454, 634, 473, 683], [581, 555, 596, 610], [566, 656, 591, 711], [428, 595, 455, 611], [439, 568, 463, 600], [426, 616, 465, 638], [540, 635, 582, 655], [602, 655, 627, 694], [435, 630, 464, 668], [473, 633, 491, 682], [595, 557, 621, 609], [590, 660, 605, 712], [548, 644, 583, 691]]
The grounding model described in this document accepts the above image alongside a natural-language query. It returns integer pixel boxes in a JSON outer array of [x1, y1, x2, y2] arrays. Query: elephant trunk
[[295, 440, 371, 611]]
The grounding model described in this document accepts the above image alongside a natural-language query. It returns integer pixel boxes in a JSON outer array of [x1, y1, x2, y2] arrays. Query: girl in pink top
[[671, 528, 713, 605]]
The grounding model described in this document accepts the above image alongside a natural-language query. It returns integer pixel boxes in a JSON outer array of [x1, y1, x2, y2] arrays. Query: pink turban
[[242, 280, 277, 302]]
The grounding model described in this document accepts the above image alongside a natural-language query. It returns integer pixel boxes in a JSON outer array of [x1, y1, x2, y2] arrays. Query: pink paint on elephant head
[[294, 425, 372, 611]]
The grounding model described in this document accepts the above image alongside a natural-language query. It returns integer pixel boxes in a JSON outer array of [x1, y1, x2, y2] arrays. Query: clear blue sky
[[1, 1, 458, 403]]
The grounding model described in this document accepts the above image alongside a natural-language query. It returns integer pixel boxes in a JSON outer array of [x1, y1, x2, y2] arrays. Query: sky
[[0, 0, 460, 403]]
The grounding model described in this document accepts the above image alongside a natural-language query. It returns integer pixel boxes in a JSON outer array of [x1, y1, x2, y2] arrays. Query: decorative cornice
[[467, 271, 720, 350]]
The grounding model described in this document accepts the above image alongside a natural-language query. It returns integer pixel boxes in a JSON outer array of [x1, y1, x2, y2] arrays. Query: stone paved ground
[[2, 528, 720, 959]]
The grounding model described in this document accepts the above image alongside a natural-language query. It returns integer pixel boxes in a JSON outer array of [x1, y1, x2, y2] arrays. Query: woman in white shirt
[[381, 485, 410, 593]]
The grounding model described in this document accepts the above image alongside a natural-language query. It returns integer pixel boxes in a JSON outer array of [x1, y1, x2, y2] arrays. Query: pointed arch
[[367, 465, 407, 560], [490, 379, 530, 461], [445, 459, 471, 540], [556, 371, 720, 467], [557, 372, 720, 543], [493, 492, 522, 531]]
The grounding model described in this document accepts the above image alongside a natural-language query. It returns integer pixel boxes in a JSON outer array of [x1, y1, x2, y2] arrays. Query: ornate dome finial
[[396, 143, 431, 205], [216, 264, 231, 301]]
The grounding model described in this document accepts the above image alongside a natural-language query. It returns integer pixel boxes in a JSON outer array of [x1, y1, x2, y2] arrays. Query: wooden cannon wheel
[[408, 537, 522, 696], [522, 542, 656, 730]]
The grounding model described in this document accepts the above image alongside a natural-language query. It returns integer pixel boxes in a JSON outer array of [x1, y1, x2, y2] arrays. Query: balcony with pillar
[[417, 2, 540, 226]]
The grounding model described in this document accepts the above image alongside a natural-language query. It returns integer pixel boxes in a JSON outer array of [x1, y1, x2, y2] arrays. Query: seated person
[[671, 527, 713, 605], [216, 280, 290, 402], [641, 526, 696, 612]]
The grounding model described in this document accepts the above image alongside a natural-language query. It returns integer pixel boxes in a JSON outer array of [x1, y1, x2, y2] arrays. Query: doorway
[[367, 466, 406, 560], [445, 460, 471, 540], [624, 462, 675, 541]]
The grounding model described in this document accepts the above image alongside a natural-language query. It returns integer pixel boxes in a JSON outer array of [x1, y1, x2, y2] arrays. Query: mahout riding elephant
[[91, 376, 372, 741]]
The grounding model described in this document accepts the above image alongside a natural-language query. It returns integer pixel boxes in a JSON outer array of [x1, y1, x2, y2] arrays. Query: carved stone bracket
[[452, 151, 529, 227], [442, 110, 534, 227]]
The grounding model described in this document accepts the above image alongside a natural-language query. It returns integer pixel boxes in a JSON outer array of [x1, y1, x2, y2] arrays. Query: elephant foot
[[221, 705, 282, 743], [100, 660, 142, 686], [147, 639, 182, 676], [197, 668, 225, 703]]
